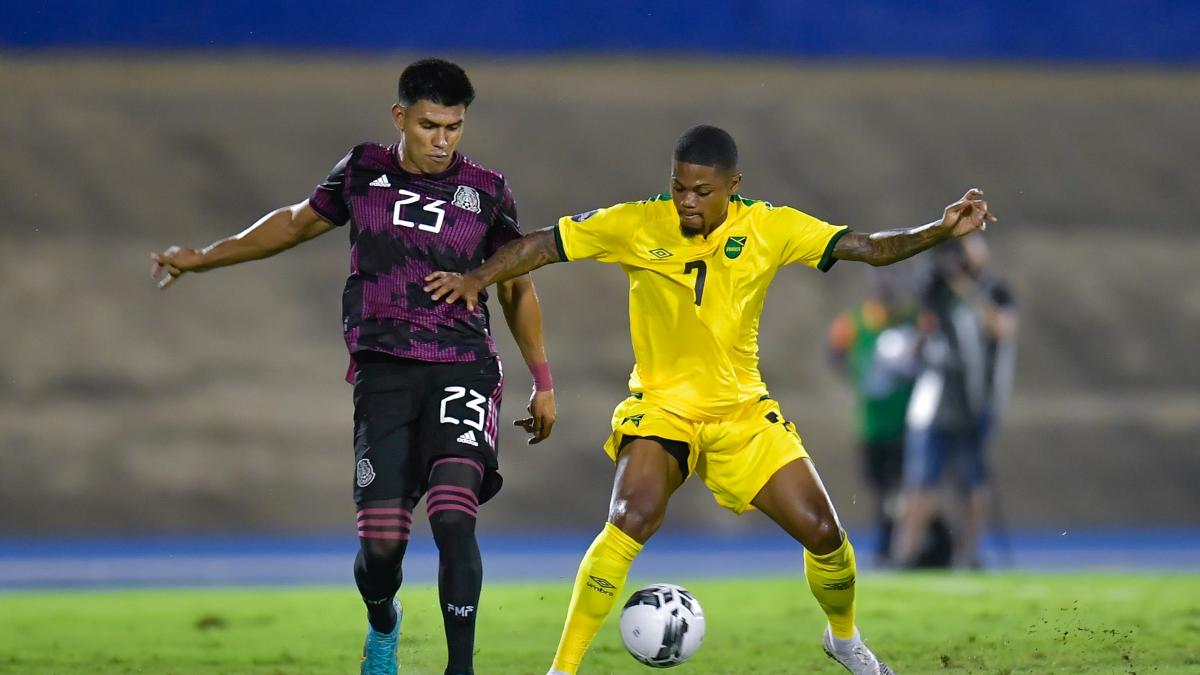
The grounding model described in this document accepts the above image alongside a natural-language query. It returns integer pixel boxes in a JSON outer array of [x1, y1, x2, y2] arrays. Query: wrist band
[[529, 362, 554, 392]]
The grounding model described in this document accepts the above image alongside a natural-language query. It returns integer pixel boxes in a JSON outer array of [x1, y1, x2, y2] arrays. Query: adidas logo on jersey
[[456, 430, 479, 447], [369, 174, 392, 188]]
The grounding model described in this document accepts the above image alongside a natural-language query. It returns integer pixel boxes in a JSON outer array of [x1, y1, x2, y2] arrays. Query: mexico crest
[[725, 236, 747, 259], [452, 185, 481, 214], [356, 458, 376, 487]]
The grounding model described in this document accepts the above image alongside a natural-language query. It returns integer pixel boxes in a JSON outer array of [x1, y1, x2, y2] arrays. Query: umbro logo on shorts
[[369, 174, 392, 188], [456, 430, 479, 447]]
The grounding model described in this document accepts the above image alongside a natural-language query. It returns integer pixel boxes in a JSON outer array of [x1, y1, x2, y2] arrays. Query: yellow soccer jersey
[[555, 194, 848, 420]]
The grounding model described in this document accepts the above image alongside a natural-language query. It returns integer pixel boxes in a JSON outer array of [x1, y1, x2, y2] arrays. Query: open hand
[[424, 271, 483, 311], [941, 188, 997, 237], [150, 246, 204, 289], [513, 388, 556, 444]]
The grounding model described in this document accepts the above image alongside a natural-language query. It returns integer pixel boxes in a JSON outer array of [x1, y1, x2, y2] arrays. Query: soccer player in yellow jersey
[[425, 125, 996, 675]]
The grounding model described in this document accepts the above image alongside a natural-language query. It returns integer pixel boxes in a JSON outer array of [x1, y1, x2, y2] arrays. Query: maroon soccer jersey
[[308, 143, 522, 364]]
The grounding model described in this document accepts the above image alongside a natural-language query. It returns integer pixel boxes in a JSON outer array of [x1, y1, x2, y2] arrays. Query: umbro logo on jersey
[[456, 430, 479, 447], [369, 174, 392, 188], [452, 185, 481, 213], [649, 248, 673, 259]]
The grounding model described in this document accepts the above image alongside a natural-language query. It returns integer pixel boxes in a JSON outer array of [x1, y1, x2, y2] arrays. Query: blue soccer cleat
[[360, 599, 402, 675]]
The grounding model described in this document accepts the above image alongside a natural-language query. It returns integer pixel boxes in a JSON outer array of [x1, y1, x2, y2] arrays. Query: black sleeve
[[308, 150, 353, 226], [485, 177, 523, 257]]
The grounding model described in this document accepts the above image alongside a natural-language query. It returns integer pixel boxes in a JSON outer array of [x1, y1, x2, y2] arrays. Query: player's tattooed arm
[[425, 228, 563, 311], [833, 189, 997, 267], [151, 200, 334, 289]]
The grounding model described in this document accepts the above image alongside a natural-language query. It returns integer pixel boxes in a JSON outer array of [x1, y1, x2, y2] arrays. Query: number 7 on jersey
[[684, 260, 707, 305]]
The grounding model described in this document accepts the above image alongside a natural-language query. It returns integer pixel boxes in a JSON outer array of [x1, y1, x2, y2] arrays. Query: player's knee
[[430, 506, 475, 527], [609, 497, 666, 543], [360, 537, 407, 567], [430, 509, 476, 539], [807, 515, 843, 555]]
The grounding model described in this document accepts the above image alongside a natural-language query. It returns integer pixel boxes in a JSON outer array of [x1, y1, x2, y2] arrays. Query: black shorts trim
[[618, 434, 690, 480]]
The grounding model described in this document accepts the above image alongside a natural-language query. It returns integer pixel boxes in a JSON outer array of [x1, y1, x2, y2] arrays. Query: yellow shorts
[[602, 394, 810, 514]]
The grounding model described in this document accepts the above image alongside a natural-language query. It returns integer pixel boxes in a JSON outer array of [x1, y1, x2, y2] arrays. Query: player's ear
[[728, 171, 742, 194], [390, 103, 406, 131]]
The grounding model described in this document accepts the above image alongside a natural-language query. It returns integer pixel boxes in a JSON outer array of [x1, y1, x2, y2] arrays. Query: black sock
[[354, 498, 414, 634], [359, 576, 399, 634], [433, 518, 480, 675], [427, 458, 484, 675]]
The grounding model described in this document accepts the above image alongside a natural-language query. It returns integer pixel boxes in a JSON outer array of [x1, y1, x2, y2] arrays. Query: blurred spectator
[[894, 234, 1017, 569], [828, 267, 920, 565]]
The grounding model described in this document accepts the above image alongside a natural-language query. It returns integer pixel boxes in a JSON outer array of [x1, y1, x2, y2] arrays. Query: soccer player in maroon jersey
[[151, 59, 556, 675]]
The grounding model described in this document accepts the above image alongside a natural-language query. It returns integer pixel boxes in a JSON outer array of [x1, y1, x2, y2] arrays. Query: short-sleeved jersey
[[309, 143, 522, 363], [555, 195, 847, 421]]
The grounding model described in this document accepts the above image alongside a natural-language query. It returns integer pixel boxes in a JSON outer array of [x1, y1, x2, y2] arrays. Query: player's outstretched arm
[[150, 200, 334, 289], [495, 275, 558, 444], [424, 227, 563, 311], [833, 189, 997, 267]]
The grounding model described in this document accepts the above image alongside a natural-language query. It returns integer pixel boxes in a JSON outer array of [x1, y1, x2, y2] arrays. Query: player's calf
[[428, 459, 485, 675], [355, 503, 413, 634]]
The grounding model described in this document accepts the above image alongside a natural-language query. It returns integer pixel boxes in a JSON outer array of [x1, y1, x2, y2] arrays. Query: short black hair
[[398, 58, 475, 108], [673, 125, 738, 172]]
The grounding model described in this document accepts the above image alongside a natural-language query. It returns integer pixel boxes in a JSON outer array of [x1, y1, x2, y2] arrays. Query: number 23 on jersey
[[392, 189, 446, 234]]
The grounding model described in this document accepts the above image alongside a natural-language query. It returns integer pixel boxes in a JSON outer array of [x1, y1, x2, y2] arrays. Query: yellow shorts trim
[[603, 394, 810, 514]]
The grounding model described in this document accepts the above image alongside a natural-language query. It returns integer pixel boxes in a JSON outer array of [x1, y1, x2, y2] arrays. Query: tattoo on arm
[[833, 221, 953, 267], [473, 228, 563, 286]]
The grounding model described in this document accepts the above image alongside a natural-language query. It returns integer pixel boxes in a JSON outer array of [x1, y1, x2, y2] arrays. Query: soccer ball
[[619, 583, 705, 668]]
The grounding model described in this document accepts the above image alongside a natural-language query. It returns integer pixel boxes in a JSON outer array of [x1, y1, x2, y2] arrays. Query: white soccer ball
[[619, 583, 706, 668]]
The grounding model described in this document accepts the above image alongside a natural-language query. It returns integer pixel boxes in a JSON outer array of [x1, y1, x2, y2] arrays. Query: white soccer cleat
[[545, 670, 571, 675], [822, 626, 896, 675]]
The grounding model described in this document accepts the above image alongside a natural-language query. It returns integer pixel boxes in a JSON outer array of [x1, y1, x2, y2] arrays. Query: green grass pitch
[[1, 574, 1197, 674]]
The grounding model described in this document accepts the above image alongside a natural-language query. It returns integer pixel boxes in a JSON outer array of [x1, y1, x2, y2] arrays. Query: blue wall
[[4, 0, 1198, 62]]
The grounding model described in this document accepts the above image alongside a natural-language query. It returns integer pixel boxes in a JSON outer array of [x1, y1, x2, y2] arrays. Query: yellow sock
[[550, 522, 643, 674], [804, 533, 858, 639]]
